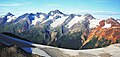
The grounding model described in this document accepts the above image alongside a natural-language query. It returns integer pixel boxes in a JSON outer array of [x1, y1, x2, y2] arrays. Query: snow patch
[[67, 16, 85, 28], [50, 16, 69, 28], [49, 16, 54, 19], [50, 12, 54, 15], [118, 21, 120, 23], [42, 19, 52, 24], [6, 15, 16, 22], [42, 13, 63, 24], [39, 15, 45, 21], [32, 16, 39, 25], [102, 22, 111, 28], [32, 48, 51, 57], [32, 15, 45, 25], [89, 19, 101, 28]]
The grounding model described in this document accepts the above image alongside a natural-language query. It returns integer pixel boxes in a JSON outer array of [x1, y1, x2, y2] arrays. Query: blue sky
[[0, 0, 120, 19]]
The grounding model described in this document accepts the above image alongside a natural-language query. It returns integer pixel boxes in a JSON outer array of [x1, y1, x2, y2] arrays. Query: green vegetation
[[18, 27, 45, 44]]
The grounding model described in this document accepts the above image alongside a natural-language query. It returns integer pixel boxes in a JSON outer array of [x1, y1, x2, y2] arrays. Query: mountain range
[[0, 9, 120, 49]]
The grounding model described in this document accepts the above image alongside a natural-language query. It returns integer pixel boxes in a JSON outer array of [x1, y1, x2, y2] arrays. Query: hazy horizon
[[0, 0, 120, 19]]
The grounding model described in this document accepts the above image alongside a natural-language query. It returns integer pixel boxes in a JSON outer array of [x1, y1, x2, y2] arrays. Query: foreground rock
[[0, 45, 41, 57], [33, 43, 120, 57]]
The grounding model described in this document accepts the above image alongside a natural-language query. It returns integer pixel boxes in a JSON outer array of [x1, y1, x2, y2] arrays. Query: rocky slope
[[80, 18, 120, 49], [0, 45, 41, 57]]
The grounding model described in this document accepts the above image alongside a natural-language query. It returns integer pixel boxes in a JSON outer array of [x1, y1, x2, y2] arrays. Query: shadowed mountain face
[[0, 10, 120, 50]]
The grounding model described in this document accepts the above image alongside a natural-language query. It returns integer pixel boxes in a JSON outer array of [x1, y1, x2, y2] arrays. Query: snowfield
[[67, 16, 85, 28], [32, 43, 120, 57], [50, 16, 68, 28], [89, 19, 101, 28]]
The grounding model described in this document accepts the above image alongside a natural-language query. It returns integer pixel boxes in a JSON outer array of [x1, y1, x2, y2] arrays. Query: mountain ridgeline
[[0, 10, 120, 50]]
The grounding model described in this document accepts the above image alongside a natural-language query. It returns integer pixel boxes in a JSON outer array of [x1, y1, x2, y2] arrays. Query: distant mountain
[[0, 10, 120, 50], [80, 18, 120, 49], [0, 9, 94, 33], [84, 13, 94, 20]]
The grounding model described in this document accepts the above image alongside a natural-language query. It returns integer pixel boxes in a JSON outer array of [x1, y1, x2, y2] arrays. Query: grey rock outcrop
[[0, 45, 41, 57]]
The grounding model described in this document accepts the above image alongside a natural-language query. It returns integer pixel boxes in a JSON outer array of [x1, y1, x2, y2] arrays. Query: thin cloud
[[95, 0, 111, 2], [0, 1, 32, 7], [79, 10, 111, 13], [45, 4, 61, 7], [94, 12, 120, 15], [79, 10, 120, 15], [0, 3, 25, 6]]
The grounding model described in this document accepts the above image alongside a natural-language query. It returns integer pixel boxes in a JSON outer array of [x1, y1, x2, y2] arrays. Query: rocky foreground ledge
[[33, 43, 120, 57], [0, 45, 41, 57]]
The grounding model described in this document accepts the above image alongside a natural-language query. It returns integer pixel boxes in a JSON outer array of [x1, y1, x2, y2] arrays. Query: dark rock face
[[0, 46, 41, 57]]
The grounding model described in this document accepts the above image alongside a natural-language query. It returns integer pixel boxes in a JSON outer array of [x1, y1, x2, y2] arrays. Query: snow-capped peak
[[36, 12, 46, 18], [41, 10, 66, 24], [3, 12, 15, 22], [49, 9, 63, 15], [6, 12, 14, 16], [84, 13, 94, 20]]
